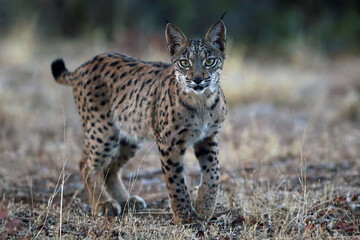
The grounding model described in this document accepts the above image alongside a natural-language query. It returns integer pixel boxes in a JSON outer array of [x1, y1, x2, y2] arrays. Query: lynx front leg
[[157, 142, 199, 224], [193, 135, 220, 220]]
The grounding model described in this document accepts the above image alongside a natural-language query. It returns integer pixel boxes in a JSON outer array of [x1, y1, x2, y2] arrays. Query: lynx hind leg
[[80, 131, 122, 216], [80, 154, 121, 216], [104, 138, 146, 211]]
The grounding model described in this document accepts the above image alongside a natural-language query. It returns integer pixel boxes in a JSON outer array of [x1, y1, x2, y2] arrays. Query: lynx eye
[[179, 60, 190, 68], [204, 58, 216, 67]]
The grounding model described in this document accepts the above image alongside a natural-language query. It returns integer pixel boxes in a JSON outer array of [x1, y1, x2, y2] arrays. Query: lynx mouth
[[188, 84, 210, 93], [183, 77, 212, 93], [192, 85, 205, 91]]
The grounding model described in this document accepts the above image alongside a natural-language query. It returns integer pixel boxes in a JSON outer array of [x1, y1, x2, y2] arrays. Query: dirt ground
[[0, 39, 359, 239]]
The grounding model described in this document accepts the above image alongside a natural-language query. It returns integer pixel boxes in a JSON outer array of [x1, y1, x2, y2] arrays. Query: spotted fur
[[51, 19, 227, 224]]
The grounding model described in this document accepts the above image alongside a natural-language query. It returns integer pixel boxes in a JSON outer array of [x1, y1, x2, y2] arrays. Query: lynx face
[[166, 21, 226, 94]]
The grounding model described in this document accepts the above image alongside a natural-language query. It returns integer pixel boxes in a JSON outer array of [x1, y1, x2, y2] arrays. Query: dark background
[[1, 0, 359, 56]]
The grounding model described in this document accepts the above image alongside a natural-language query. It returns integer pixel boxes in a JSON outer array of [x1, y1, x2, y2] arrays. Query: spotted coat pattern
[[51, 20, 227, 224]]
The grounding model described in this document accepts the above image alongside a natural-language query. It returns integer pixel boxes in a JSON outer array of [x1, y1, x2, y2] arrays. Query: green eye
[[179, 60, 190, 68], [204, 58, 216, 67]]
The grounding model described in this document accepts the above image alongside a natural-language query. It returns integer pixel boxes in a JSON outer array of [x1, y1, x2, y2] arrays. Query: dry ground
[[0, 34, 359, 239]]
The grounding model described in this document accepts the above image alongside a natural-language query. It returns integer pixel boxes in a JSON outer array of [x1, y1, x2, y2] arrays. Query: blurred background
[[1, 0, 360, 56], [0, 1, 359, 238]]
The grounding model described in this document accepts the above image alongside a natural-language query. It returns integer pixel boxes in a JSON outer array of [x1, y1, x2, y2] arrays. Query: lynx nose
[[193, 76, 204, 84]]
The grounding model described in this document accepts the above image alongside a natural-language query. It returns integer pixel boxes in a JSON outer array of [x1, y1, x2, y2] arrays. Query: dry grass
[[0, 32, 359, 239]]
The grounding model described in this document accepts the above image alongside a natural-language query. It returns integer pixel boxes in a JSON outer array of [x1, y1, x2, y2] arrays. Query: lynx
[[51, 19, 227, 224]]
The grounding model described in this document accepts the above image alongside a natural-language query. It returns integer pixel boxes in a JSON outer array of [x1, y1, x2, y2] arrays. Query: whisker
[[218, 80, 235, 86], [218, 76, 233, 82]]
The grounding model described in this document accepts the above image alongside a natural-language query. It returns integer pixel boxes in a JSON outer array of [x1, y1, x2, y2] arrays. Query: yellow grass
[[0, 28, 359, 238]]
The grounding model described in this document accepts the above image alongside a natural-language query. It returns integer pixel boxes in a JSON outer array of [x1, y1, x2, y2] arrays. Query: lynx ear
[[165, 23, 187, 56], [205, 20, 226, 52]]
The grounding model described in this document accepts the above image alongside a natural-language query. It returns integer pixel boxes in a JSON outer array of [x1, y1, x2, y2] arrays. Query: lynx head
[[165, 20, 226, 94]]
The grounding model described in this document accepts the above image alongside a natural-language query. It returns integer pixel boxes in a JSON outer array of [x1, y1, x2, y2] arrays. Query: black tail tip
[[51, 59, 66, 78]]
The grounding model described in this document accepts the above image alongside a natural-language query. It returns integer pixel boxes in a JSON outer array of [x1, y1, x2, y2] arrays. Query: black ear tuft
[[205, 20, 227, 52], [165, 23, 187, 56], [221, 11, 228, 20], [164, 18, 170, 24]]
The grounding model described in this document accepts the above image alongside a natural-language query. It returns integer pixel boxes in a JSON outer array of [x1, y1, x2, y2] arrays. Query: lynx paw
[[195, 202, 215, 221], [122, 195, 147, 211], [95, 200, 121, 216], [173, 211, 202, 225]]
